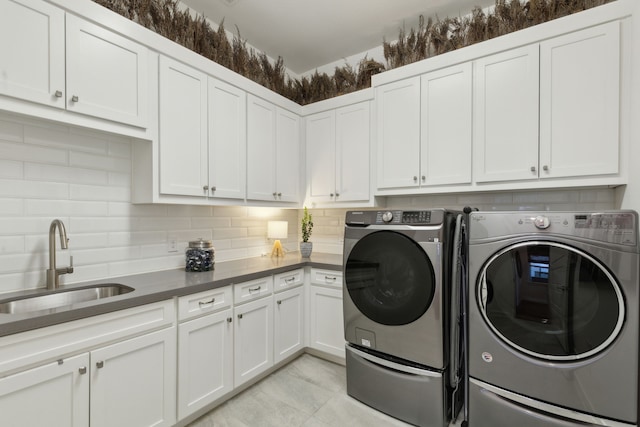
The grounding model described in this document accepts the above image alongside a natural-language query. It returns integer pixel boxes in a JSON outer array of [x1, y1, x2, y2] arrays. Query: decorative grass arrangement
[[92, 0, 614, 105]]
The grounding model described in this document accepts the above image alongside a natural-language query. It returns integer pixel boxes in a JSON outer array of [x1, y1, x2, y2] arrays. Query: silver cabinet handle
[[277, 300, 282, 305], [325, 275, 337, 282], [54, 90, 63, 98], [203, 185, 209, 191], [238, 313, 243, 319], [542, 165, 549, 171], [96, 361, 104, 369], [413, 176, 418, 182], [329, 193, 334, 197], [248, 286, 261, 292], [198, 297, 215, 307], [421, 176, 426, 182], [79, 366, 87, 375], [285, 277, 295, 283], [335, 192, 340, 197], [211, 186, 216, 192], [227, 317, 232, 323], [277, 192, 282, 197], [530, 166, 536, 172], [272, 192, 277, 197], [71, 95, 79, 102]]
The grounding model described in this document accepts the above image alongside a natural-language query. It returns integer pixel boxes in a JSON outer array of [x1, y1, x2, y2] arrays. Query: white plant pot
[[300, 242, 313, 258]]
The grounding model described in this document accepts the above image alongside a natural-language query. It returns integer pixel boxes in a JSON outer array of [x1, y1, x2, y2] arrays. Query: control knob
[[534, 215, 550, 229], [381, 211, 394, 223]]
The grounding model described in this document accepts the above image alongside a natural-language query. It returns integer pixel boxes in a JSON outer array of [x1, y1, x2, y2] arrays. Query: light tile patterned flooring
[[186, 353, 415, 427]]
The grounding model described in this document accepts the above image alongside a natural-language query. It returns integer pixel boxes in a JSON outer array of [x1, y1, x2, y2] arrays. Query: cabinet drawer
[[178, 286, 232, 321], [233, 276, 273, 305], [273, 268, 304, 293], [310, 269, 343, 288]]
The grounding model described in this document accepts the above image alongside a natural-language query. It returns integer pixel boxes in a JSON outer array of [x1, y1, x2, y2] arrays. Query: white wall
[[0, 112, 297, 294]]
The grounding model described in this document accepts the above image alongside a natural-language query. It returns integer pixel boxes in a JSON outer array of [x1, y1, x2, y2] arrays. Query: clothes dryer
[[343, 209, 465, 427], [467, 211, 639, 427]]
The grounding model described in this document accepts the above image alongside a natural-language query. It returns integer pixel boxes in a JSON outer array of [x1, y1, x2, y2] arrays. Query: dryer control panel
[[345, 210, 444, 226]]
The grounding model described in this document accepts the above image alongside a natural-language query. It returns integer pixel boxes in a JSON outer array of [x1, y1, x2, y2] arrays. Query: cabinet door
[[336, 101, 371, 201], [208, 77, 246, 200], [159, 56, 208, 197], [274, 286, 304, 363], [178, 308, 233, 420], [90, 327, 176, 427], [0, 353, 89, 427], [0, 0, 65, 108], [421, 63, 472, 186], [247, 95, 277, 201], [234, 296, 274, 387], [540, 22, 620, 179], [309, 286, 345, 358], [474, 45, 539, 182], [376, 77, 421, 189], [65, 15, 148, 127], [275, 108, 301, 202], [306, 110, 336, 202]]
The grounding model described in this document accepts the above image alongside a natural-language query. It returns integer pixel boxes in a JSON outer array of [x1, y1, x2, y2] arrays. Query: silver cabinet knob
[[238, 313, 243, 319], [277, 300, 282, 305], [54, 90, 63, 98], [277, 192, 282, 197], [329, 193, 334, 197], [79, 366, 87, 375], [413, 176, 418, 182], [421, 176, 426, 182], [530, 166, 536, 172], [71, 95, 79, 102], [272, 192, 277, 197], [203, 185, 209, 191], [227, 317, 232, 323], [335, 192, 340, 197], [211, 186, 216, 192], [96, 361, 104, 369], [542, 165, 549, 171]]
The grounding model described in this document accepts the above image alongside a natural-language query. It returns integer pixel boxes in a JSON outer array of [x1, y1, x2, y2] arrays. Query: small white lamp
[[268, 221, 288, 257]]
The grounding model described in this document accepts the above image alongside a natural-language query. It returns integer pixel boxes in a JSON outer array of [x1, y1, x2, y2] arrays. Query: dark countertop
[[0, 252, 343, 338]]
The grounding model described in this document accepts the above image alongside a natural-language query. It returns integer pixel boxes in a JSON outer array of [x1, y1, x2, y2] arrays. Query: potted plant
[[300, 207, 314, 257]]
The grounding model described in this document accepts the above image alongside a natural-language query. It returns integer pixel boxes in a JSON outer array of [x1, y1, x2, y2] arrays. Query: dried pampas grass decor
[[92, 0, 615, 105]]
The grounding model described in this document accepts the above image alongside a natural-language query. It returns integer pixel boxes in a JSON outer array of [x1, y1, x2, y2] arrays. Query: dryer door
[[478, 241, 625, 360], [345, 230, 436, 326]]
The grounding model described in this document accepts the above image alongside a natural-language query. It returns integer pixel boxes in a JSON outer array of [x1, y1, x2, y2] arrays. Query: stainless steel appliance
[[467, 211, 639, 427], [343, 209, 465, 427]]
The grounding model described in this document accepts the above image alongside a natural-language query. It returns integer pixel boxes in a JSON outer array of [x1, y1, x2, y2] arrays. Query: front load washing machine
[[343, 209, 465, 427], [467, 211, 639, 427]]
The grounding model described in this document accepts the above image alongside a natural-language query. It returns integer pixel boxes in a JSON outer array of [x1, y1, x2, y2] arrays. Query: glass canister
[[185, 238, 215, 272]]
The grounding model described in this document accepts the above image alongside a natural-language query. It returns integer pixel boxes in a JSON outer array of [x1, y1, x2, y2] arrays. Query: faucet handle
[[68, 256, 74, 273]]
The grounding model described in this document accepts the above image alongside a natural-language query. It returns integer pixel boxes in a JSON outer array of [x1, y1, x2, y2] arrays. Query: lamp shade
[[267, 221, 288, 239]]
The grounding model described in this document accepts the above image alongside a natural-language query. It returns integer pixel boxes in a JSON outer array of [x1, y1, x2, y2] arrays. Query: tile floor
[[186, 353, 416, 427]]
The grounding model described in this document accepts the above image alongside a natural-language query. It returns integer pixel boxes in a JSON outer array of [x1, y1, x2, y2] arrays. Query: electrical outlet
[[168, 237, 178, 253]]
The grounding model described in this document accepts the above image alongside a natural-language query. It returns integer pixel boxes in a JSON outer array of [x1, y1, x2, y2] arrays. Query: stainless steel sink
[[0, 284, 134, 315]]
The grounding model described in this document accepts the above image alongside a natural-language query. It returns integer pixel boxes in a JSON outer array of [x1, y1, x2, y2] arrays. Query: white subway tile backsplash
[[0, 199, 24, 215], [25, 163, 108, 185], [70, 151, 130, 173], [24, 200, 108, 217], [0, 160, 23, 178], [0, 236, 25, 254], [0, 140, 67, 165], [69, 183, 130, 202]]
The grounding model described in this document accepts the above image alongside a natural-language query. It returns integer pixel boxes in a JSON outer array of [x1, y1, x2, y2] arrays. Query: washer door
[[345, 231, 436, 326], [478, 241, 625, 360]]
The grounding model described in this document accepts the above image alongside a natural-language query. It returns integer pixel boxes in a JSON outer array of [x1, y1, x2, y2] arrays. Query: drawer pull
[[198, 297, 216, 307], [285, 277, 296, 283], [248, 286, 261, 293], [325, 275, 337, 282]]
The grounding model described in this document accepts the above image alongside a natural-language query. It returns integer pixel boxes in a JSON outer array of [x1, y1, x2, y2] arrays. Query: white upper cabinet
[[473, 45, 540, 183], [307, 101, 371, 204], [0, 2, 148, 128], [208, 77, 247, 200], [247, 94, 300, 203], [420, 63, 472, 186], [0, 0, 65, 108], [66, 15, 148, 127], [376, 77, 421, 189], [159, 56, 208, 198], [539, 21, 620, 179]]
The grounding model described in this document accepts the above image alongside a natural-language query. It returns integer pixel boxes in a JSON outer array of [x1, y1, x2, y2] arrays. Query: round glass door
[[345, 231, 435, 326], [478, 241, 625, 360]]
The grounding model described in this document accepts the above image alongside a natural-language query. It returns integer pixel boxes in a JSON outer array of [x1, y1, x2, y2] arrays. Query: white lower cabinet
[[233, 293, 274, 387], [177, 287, 234, 420], [90, 327, 176, 427], [274, 286, 305, 363], [309, 269, 345, 358], [0, 353, 89, 427], [0, 326, 176, 427]]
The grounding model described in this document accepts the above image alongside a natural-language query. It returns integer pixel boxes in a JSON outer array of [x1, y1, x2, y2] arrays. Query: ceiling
[[179, 0, 496, 75]]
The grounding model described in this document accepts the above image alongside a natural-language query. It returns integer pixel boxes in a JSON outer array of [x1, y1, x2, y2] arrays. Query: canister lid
[[188, 238, 214, 249]]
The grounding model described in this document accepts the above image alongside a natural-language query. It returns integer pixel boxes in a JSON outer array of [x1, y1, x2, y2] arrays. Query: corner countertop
[[0, 252, 343, 338]]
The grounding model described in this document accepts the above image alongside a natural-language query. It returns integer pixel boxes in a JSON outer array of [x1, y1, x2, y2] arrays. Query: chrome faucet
[[46, 219, 74, 290]]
